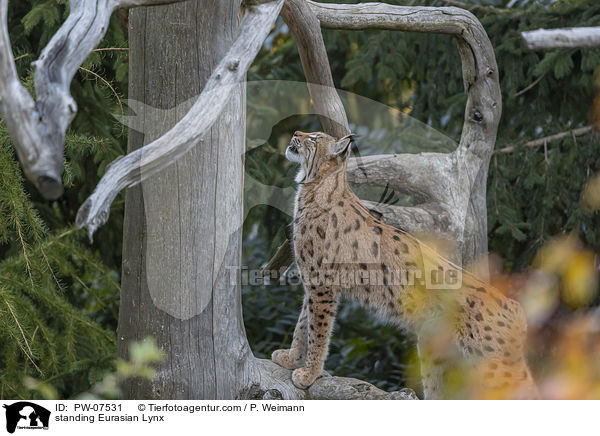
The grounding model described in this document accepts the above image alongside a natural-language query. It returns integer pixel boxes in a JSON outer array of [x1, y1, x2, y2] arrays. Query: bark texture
[[76, 0, 284, 239], [117, 0, 252, 399]]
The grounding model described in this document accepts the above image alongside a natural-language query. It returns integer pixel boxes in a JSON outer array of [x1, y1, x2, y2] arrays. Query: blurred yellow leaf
[[583, 173, 600, 211], [519, 270, 559, 327], [534, 236, 577, 273], [562, 251, 598, 307]]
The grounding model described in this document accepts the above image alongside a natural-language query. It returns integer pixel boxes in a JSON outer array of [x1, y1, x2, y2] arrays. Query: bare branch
[[281, 0, 349, 138], [522, 27, 600, 50], [261, 2, 501, 272], [495, 126, 594, 154], [0, 0, 48, 196], [513, 73, 546, 97], [260, 239, 292, 275], [307, 2, 501, 157], [76, 0, 285, 239], [307, 2, 500, 265], [31, 0, 123, 197], [348, 153, 452, 202], [0, 0, 198, 199]]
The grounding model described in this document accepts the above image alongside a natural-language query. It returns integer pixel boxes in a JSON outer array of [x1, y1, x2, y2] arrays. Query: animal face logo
[[3, 402, 50, 433]]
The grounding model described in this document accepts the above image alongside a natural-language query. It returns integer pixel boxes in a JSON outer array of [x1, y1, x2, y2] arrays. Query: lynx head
[[286, 131, 354, 184]]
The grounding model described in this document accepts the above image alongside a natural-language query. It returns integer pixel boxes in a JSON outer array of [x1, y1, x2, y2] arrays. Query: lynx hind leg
[[272, 295, 308, 370], [475, 357, 539, 399], [460, 296, 539, 398]]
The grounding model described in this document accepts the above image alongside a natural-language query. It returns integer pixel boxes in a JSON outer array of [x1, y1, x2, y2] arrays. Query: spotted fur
[[272, 131, 538, 399]]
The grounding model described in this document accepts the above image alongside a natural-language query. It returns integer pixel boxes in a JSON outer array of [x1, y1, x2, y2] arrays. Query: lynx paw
[[272, 349, 301, 370], [292, 367, 319, 389]]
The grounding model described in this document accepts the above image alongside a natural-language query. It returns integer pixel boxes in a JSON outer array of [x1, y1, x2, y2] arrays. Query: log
[[522, 27, 600, 50], [245, 359, 418, 400]]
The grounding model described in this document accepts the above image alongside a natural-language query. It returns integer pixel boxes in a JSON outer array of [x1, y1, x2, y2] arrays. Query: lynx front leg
[[418, 347, 447, 400], [417, 325, 455, 399], [292, 289, 338, 389], [272, 294, 308, 369]]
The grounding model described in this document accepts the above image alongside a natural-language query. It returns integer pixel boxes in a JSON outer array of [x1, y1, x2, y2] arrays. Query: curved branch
[[262, 2, 500, 271], [0, 0, 52, 197], [29, 0, 118, 198], [308, 2, 500, 266], [307, 1, 501, 163], [495, 126, 594, 154], [0, 0, 191, 199], [120, 0, 190, 6], [281, 0, 349, 138], [347, 153, 452, 202], [76, 0, 285, 240]]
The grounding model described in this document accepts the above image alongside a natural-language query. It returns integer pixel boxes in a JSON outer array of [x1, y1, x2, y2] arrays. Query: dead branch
[[281, 0, 349, 138], [522, 27, 600, 50], [263, 2, 500, 274], [347, 153, 451, 202], [0, 0, 193, 199], [495, 126, 593, 154]]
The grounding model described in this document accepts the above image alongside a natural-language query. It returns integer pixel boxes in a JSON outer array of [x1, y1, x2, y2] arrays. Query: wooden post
[[117, 0, 250, 399]]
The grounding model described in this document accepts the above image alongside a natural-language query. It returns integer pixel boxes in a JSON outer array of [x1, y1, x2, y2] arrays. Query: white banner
[[0, 400, 596, 435]]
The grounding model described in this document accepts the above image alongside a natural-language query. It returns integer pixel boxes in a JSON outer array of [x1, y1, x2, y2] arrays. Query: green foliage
[[0, 1, 128, 399], [24, 338, 164, 400], [0, 125, 119, 399]]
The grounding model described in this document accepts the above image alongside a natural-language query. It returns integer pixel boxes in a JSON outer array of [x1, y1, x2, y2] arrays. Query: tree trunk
[[117, 0, 251, 399]]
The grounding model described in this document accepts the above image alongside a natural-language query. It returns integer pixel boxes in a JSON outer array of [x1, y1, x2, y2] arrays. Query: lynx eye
[[308, 135, 318, 143]]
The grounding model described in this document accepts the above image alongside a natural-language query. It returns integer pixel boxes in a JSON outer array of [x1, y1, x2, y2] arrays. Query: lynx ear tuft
[[332, 133, 355, 156]]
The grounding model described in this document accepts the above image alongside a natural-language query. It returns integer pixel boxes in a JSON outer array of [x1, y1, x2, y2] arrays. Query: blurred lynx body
[[272, 131, 538, 399]]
